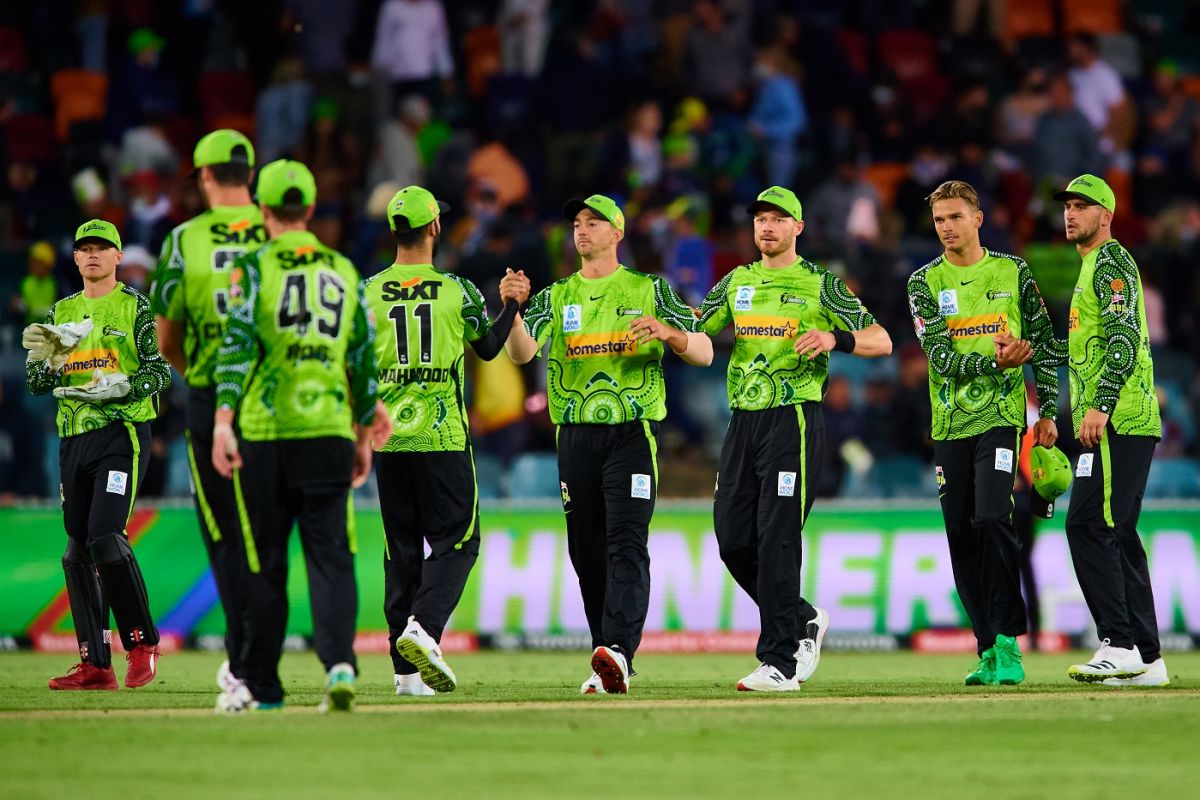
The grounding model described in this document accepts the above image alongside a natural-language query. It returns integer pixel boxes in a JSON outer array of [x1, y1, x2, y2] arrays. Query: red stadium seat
[[864, 162, 910, 209], [836, 29, 869, 76], [1062, 0, 1123, 35], [0, 26, 29, 72], [4, 113, 56, 162], [1179, 76, 1200, 102], [1004, 0, 1055, 41], [49, 70, 108, 141], [878, 30, 938, 83], [198, 71, 256, 129]]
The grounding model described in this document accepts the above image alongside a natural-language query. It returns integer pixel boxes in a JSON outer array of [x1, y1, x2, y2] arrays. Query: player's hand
[[368, 400, 393, 449], [630, 316, 685, 351], [1078, 409, 1109, 448], [500, 268, 531, 304], [351, 440, 373, 489], [994, 335, 1032, 369], [794, 329, 835, 360], [212, 421, 242, 478], [23, 319, 93, 369], [1032, 417, 1058, 448]]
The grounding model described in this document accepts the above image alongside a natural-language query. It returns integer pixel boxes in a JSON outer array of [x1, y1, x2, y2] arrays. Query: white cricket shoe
[[1068, 639, 1148, 683], [216, 659, 243, 693], [580, 672, 606, 694], [214, 683, 282, 713], [795, 607, 829, 683], [736, 663, 800, 692], [590, 646, 630, 694], [395, 616, 457, 692], [395, 672, 436, 696], [1102, 658, 1169, 687]]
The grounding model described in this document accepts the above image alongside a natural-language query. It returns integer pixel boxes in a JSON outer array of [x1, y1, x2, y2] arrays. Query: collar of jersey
[[574, 264, 626, 284], [751, 256, 812, 276], [271, 229, 319, 248], [941, 248, 991, 270], [80, 281, 125, 301]]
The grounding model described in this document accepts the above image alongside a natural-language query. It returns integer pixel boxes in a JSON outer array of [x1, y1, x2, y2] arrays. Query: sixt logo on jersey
[[62, 348, 120, 374], [279, 244, 335, 270], [946, 313, 1009, 339], [210, 219, 266, 246], [564, 331, 639, 359], [381, 277, 442, 301], [733, 315, 798, 339]]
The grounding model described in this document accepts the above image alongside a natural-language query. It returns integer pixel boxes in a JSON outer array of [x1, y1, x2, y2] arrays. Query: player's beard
[[1065, 219, 1100, 244], [757, 234, 794, 259]]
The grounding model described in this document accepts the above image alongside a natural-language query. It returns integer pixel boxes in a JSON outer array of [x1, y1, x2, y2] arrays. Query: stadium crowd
[[1, 0, 1199, 501]]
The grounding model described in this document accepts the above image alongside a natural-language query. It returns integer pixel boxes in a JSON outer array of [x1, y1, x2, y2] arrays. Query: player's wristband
[[832, 329, 856, 354]]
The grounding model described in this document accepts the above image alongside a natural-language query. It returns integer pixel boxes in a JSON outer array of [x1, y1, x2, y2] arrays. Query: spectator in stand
[[747, 46, 807, 187], [806, 155, 880, 255], [284, 0, 359, 77], [896, 144, 953, 235], [818, 375, 862, 497], [295, 97, 363, 248], [368, 94, 430, 190], [598, 100, 664, 197], [862, 376, 898, 458], [370, 0, 455, 114], [684, 0, 752, 104], [116, 245, 154, 293], [1067, 33, 1133, 157], [12, 241, 57, 326], [892, 343, 935, 461], [255, 57, 314, 163], [997, 68, 1050, 166], [1141, 60, 1200, 175], [499, 0, 550, 78], [1031, 75, 1101, 188], [107, 28, 180, 137], [123, 170, 174, 252]]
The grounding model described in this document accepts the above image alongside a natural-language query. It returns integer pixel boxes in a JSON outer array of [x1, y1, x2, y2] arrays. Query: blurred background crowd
[[1, 0, 1199, 502]]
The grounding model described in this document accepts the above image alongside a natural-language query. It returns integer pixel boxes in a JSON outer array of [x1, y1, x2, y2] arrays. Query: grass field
[[1, 650, 1197, 799]]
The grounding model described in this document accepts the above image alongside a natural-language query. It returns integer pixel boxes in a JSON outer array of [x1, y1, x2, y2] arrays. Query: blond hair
[[926, 180, 980, 210]]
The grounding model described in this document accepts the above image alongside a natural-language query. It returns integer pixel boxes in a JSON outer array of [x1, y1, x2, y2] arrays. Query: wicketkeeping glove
[[53, 369, 131, 401], [22, 319, 94, 370]]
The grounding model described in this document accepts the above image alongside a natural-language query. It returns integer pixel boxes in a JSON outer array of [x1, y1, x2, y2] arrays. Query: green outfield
[[0, 651, 1197, 799]]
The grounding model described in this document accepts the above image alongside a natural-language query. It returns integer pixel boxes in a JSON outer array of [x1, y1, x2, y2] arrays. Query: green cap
[[256, 159, 317, 208], [562, 194, 626, 233], [747, 185, 803, 220], [387, 185, 449, 232], [194, 129, 255, 170], [1030, 445, 1073, 519], [128, 28, 165, 56], [73, 219, 122, 250], [1052, 174, 1116, 213]]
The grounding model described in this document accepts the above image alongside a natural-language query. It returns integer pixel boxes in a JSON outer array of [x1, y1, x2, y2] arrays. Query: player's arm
[[1090, 245, 1144, 418], [466, 271, 521, 360], [695, 272, 734, 334], [125, 294, 172, 401], [211, 254, 261, 477], [796, 273, 892, 359], [346, 282, 389, 484], [631, 274, 713, 366], [1015, 260, 1062, 446], [150, 228, 187, 374], [908, 272, 1007, 377], [505, 282, 551, 365], [24, 307, 61, 396]]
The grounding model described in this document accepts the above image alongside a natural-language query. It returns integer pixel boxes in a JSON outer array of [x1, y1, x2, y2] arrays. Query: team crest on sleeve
[[563, 304, 582, 332], [734, 286, 755, 311], [938, 289, 958, 315]]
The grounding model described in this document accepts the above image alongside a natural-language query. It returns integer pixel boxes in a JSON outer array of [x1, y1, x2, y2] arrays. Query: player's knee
[[89, 532, 133, 566], [62, 537, 89, 565]]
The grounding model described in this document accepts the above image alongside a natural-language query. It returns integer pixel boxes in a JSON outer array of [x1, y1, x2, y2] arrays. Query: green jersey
[[150, 205, 267, 388], [907, 250, 1062, 441], [214, 230, 377, 442], [1067, 239, 1160, 438], [522, 265, 698, 425], [25, 284, 172, 438], [697, 258, 875, 410], [361, 263, 491, 452]]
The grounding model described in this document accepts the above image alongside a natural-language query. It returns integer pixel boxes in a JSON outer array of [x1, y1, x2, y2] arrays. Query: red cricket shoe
[[48, 662, 119, 691], [125, 645, 160, 688]]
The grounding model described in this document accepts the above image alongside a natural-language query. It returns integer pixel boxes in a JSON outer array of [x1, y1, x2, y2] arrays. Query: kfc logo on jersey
[[938, 289, 959, 315], [734, 286, 755, 311], [562, 304, 582, 332]]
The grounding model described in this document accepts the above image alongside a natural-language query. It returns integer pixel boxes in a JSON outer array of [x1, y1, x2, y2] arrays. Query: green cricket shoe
[[965, 648, 997, 685], [993, 634, 1024, 685], [320, 662, 356, 712]]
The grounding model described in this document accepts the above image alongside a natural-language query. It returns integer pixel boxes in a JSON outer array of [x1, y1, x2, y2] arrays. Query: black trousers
[[236, 437, 358, 704], [378, 449, 481, 675], [715, 403, 823, 678], [934, 427, 1027, 654], [60, 421, 158, 664], [185, 386, 251, 678], [1065, 427, 1161, 662], [557, 421, 659, 669]]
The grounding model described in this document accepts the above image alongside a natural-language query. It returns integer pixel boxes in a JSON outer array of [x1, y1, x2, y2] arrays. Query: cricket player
[[907, 179, 1062, 686], [697, 186, 891, 692], [361, 186, 521, 695], [210, 160, 388, 712], [150, 129, 266, 694], [1051, 174, 1167, 686], [504, 194, 713, 694], [26, 219, 171, 690]]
